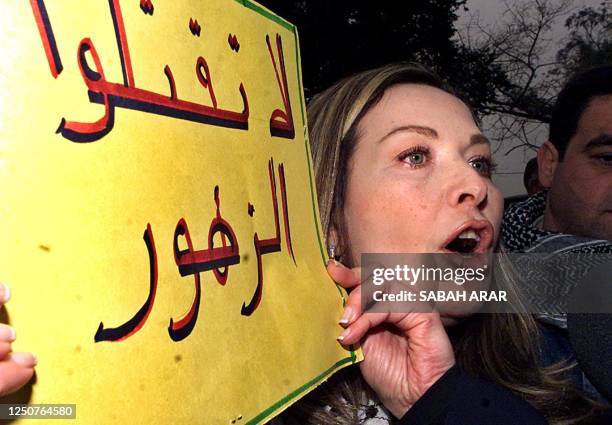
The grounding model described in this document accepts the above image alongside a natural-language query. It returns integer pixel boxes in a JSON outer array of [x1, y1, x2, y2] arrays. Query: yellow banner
[[0, 1, 359, 423]]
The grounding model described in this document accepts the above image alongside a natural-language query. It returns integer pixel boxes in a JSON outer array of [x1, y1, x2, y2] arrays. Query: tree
[[457, 0, 611, 153], [259, 0, 611, 153], [258, 0, 554, 151], [556, 1, 612, 78], [457, 0, 577, 152], [258, 0, 487, 99]]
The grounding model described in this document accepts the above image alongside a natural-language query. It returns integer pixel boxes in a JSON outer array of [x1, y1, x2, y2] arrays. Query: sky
[[457, 0, 605, 197]]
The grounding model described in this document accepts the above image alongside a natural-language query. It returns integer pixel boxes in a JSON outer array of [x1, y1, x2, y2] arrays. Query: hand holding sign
[[330, 261, 455, 418], [0, 284, 36, 397]]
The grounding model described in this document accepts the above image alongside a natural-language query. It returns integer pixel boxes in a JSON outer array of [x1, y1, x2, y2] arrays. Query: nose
[[446, 163, 488, 210]]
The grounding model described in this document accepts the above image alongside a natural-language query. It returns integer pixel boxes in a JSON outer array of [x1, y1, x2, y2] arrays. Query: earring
[[328, 244, 336, 260]]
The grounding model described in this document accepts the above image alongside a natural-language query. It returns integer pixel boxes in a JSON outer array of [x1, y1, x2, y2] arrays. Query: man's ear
[[537, 141, 559, 188]]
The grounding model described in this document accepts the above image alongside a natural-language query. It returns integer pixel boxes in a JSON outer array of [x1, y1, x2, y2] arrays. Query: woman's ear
[[537, 141, 559, 189]]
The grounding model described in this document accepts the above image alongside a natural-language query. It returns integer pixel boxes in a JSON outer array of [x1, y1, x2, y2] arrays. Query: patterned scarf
[[501, 191, 612, 329], [502, 191, 612, 254]]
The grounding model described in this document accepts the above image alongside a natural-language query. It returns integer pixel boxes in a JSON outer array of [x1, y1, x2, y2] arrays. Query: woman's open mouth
[[442, 220, 494, 254]]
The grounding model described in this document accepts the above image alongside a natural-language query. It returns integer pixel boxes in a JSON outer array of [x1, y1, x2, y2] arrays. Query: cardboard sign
[[0, 1, 359, 423]]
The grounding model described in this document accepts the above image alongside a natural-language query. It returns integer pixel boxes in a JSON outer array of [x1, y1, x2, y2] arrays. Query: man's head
[[538, 65, 612, 241]]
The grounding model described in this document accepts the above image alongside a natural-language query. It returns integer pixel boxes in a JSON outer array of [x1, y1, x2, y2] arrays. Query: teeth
[[458, 229, 480, 240]]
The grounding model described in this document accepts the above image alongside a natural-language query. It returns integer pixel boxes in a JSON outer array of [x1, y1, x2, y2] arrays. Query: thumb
[[327, 261, 361, 290]]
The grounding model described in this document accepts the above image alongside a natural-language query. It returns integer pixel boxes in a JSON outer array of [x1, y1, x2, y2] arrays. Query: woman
[[280, 63, 601, 424]]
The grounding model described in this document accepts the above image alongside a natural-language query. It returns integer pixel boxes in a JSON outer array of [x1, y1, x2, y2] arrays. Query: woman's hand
[[329, 261, 455, 419], [0, 283, 36, 397]]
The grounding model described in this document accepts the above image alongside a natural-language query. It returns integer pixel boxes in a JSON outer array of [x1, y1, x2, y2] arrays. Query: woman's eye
[[399, 146, 429, 168], [407, 152, 425, 165], [469, 156, 494, 177]]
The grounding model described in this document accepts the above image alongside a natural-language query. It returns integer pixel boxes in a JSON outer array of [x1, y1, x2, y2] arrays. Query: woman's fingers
[[338, 311, 447, 347], [327, 261, 366, 325], [0, 342, 11, 359], [0, 324, 19, 359], [0, 325, 16, 344], [8, 353, 37, 368], [394, 311, 451, 352], [326, 261, 361, 289], [0, 283, 10, 309], [0, 282, 38, 397], [0, 354, 36, 397], [0, 281, 37, 398], [339, 284, 362, 326], [338, 311, 390, 345]]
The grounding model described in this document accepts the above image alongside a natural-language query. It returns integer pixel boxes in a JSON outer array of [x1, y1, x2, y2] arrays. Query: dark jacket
[[399, 366, 547, 425]]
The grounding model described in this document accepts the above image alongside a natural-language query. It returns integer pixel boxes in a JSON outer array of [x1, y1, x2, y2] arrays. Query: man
[[503, 65, 612, 253], [501, 65, 612, 404]]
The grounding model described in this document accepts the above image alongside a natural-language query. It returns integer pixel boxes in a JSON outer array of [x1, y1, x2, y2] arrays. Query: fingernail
[[0, 284, 10, 303], [0, 325, 16, 342], [10, 352, 37, 367], [337, 328, 350, 342], [327, 259, 340, 267], [339, 306, 354, 325]]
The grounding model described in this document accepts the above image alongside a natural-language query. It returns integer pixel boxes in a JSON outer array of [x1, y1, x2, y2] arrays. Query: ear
[[537, 141, 559, 188]]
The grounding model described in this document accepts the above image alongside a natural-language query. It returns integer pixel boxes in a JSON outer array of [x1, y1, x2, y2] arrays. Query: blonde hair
[[282, 63, 600, 424]]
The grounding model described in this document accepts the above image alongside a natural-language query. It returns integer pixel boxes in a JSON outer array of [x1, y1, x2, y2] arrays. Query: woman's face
[[342, 84, 503, 264]]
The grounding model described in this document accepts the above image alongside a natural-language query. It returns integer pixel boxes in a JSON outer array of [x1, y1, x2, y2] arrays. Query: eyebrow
[[470, 134, 490, 146], [377, 125, 438, 144], [583, 133, 612, 151], [376, 125, 490, 147]]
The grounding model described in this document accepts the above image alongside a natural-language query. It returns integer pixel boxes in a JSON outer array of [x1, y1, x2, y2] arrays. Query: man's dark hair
[[549, 65, 612, 159]]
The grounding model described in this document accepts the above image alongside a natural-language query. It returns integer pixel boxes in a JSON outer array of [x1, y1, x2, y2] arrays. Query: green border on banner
[[245, 356, 356, 425], [234, 1, 358, 423], [234, 0, 293, 31]]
